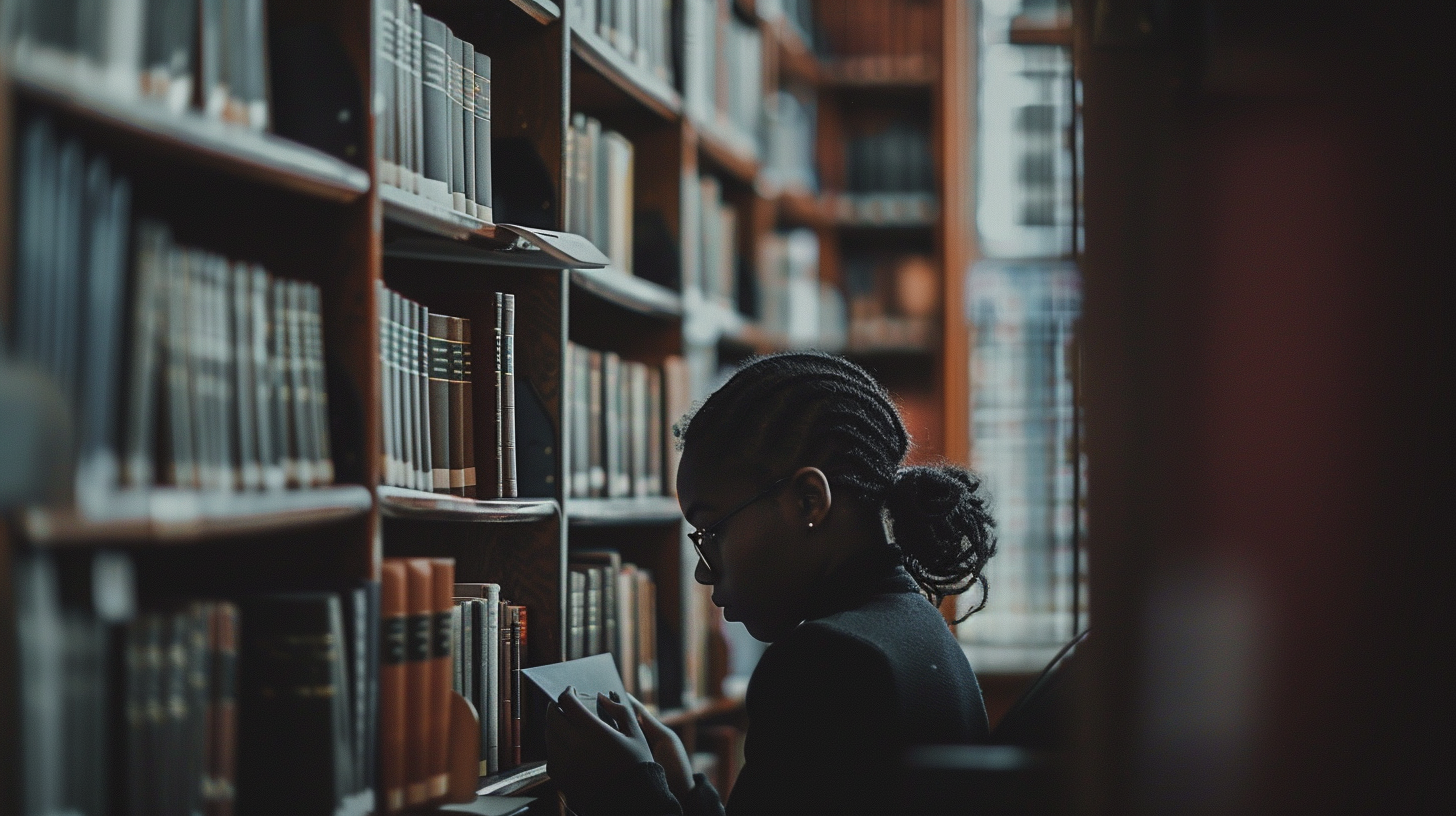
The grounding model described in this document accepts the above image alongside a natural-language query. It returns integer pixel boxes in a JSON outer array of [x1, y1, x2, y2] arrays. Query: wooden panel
[[938, 0, 975, 466]]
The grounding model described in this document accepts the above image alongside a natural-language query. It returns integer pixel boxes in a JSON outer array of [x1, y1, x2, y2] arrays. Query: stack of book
[[14, 119, 335, 520], [565, 115, 635, 275], [567, 553, 659, 709], [762, 89, 818, 194], [379, 558, 460, 812], [564, 347, 689, 500], [13, 550, 380, 816], [450, 583, 529, 777], [378, 287, 522, 499], [5, 0, 270, 127], [756, 229, 847, 350], [569, 0, 676, 86], [689, 175, 741, 311], [844, 253, 939, 350], [375, 1, 493, 221], [817, 0, 940, 80], [836, 120, 936, 225], [683, 0, 763, 155]]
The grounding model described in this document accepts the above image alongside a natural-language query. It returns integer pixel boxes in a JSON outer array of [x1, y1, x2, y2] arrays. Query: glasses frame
[[688, 476, 793, 575]]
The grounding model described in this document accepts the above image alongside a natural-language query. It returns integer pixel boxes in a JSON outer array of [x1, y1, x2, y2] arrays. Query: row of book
[[378, 287, 524, 499], [564, 345, 689, 500], [762, 89, 818, 194], [14, 120, 334, 520], [569, 0, 677, 87], [816, 0, 941, 63], [375, 1, 494, 221], [688, 174, 741, 310], [449, 582, 528, 777], [568, 553, 659, 706], [755, 229, 848, 350], [14, 550, 379, 816], [6, 0, 270, 127], [565, 115, 635, 275], [683, 0, 763, 156], [758, 0, 817, 49], [846, 121, 935, 194], [844, 252, 939, 349]]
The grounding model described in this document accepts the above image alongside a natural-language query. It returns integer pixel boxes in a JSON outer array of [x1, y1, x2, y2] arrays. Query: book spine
[[427, 314, 452, 493], [460, 39, 477, 218], [399, 294, 419, 491], [483, 585, 500, 775], [492, 294, 503, 498], [76, 158, 131, 507], [446, 316, 466, 496], [379, 561, 407, 813], [568, 570, 585, 661], [306, 284, 334, 485], [376, 0, 398, 186], [460, 317, 476, 499], [429, 559, 455, 802], [419, 15, 452, 205], [510, 605, 524, 767], [414, 301, 432, 493], [393, 0, 413, 191], [287, 281, 315, 487], [447, 33, 468, 213], [588, 350, 604, 496], [403, 560, 431, 807], [254, 267, 283, 491], [472, 51, 493, 221], [123, 221, 164, 489], [229, 263, 258, 490], [496, 600, 512, 770], [585, 568, 602, 655], [411, 4, 425, 188], [164, 246, 196, 487], [502, 293, 516, 498]]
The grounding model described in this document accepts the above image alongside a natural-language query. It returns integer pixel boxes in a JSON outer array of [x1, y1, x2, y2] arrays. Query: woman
[[548, 352, 997, 815]]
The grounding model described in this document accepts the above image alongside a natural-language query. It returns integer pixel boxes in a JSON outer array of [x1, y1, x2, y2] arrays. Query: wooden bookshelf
[[0, 0, 972, 809]]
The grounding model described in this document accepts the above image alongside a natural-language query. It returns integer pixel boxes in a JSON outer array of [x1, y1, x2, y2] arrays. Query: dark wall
[[1075, 2, 1456, 812]]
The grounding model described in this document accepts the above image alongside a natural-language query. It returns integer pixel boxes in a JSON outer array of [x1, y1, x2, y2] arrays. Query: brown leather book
[[497, 599, 512, 770], [429, 558, 456, 802], [427, 313, 452, 493], [460, 316, 476, 498], [380, 561, 407, 813], [404, 559, 432, 807]]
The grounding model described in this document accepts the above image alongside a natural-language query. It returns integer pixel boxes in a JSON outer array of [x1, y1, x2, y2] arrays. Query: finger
[[555, 686, 601, 728], [627, 694, 665, 734], [597, 692, 644, 740]]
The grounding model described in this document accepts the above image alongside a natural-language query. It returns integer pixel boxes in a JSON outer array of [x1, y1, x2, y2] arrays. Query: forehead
[[676, 452, 761, 514]]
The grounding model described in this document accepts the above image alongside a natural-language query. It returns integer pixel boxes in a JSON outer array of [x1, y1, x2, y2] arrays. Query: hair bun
[[885, 465, 997, 620]]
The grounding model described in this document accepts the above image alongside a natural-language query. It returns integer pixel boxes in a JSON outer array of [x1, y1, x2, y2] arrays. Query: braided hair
[[675, 352, 997, 621]]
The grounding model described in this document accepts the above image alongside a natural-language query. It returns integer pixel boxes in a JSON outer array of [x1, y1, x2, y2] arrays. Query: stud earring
[[807, 522, 814, 529]]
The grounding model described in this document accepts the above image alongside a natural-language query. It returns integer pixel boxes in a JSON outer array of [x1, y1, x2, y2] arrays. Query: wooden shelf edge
[[822, 57, 938, 87], [570, 30, 683, 121], [775, 188, 831, 229], [771, 19, 822, 86], [694, 125, 761, 187], [830, 193, 939, 228], [378, 486, 559, 523], [1009, 14, 1074, 46], [508, 0, 561, 24], [566, 496, 682, 526], [381, 184, 498, 241], [570, 267, 683, 318], [9, 53, 371, 203], [476, 760, 549, 797], [21, 485, 375, 546]]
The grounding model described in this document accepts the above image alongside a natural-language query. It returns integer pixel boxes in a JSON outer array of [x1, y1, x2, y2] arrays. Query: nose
[[694, 558, 715, 586]]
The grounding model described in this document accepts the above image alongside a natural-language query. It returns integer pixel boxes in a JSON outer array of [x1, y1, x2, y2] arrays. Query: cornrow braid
[[676, 352, 997, 621]]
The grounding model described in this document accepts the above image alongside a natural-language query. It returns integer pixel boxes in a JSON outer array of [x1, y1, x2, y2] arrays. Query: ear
[[788, 466, 832, 529]]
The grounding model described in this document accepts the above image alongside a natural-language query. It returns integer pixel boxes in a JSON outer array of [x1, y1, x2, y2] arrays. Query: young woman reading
[[546, 352, 998, 815]]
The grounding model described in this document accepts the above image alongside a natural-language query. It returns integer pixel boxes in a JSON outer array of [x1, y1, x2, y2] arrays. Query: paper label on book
[[433, 610, 453, 658], [407, 612, 431, 662]]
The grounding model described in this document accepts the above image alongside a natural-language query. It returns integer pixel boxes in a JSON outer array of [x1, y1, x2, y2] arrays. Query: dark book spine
[[460, 39, 477, 218], [502, 294, 517, 497], [414, 301, 432, 492], [484, 587, 501, 775], [447, 33, 467, 213], [427, 314, 452, 493], [419, 15, 452, 204], [460, 317, 476, 498], [472, 51, 492, 220], [445, 317, 466, 496], [236, 593, 352, 815], [77, 156, 131, 503], [568, 570, 585, 661], [496, 600, 511, 770], [376, 0, 399, 186], [124, 221, 164, 489], [306, 284, 333, 485], [410, 4, 425, 185], [208, 603, 238, 816], [492, 294, 503, 498], [510, 605, 525, 767]]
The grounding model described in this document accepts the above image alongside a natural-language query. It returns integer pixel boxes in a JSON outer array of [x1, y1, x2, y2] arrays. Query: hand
[[621, 693, 694, 801], [546, 686, 654, 805]]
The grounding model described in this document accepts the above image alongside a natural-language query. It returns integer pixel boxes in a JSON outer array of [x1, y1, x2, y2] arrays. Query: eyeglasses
[[688, 476, 792, 576]]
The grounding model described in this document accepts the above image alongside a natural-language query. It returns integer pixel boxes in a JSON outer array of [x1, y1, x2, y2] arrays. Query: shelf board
[[831, 193, 938, 228], [775, 187, 831, 228], [508, 0, 561, 24], [695, 125, 761, 187], [822, 57, 937, 88], [9, 52, 371, 203], [567, 496, 682, 526], [476, 760, 550, 797], [378, 486, 559, 523], [659, 694, 747, 727], [570, 267, 683, 318], [22, 486, 374, 546], [1009, 14, 1074, 46], [571, 30, 682, 121], [381, 183, 499, 241]]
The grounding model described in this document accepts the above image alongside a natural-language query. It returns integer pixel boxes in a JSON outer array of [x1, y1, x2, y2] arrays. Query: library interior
[[0, 0, 1450, 813]]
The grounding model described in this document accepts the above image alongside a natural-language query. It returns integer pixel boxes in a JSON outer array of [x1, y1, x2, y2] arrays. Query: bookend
[[448, 691, 483, 804]]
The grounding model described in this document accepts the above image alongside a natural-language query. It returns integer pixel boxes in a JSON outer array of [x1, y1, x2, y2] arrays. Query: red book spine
[[429, 558, 456, 802], [404, 559, 433, 807], [380, 561, 407, 813]]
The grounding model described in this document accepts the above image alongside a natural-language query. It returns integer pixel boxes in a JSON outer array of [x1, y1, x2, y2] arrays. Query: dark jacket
[[584, 562, 989, 816]]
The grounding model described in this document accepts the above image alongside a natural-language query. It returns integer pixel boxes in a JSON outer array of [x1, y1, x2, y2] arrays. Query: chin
[[742, 618, 793, 644]]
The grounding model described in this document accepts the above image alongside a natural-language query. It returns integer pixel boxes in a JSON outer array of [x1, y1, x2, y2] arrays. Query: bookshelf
[[0, 0, 971, 811]]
